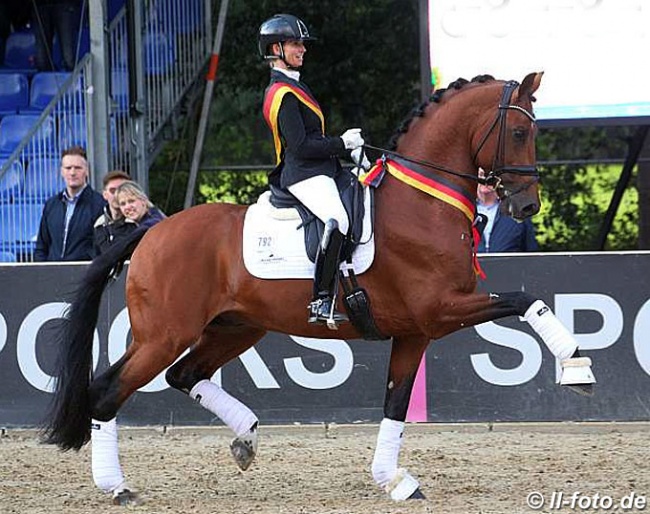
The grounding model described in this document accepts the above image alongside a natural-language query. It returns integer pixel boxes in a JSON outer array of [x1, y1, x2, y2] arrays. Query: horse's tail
[[42, 227, 149, 451]]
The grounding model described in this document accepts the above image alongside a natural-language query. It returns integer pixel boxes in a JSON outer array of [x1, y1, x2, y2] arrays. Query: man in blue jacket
[[34, 146, 106, 261], [476, 168, 538, 253]]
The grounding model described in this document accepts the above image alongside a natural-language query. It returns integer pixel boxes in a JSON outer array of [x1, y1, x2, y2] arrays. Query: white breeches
[[288, 175, 350, 235]]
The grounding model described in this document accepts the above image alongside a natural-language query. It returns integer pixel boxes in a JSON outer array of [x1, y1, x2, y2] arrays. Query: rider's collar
[[273, 66, 300, 82]]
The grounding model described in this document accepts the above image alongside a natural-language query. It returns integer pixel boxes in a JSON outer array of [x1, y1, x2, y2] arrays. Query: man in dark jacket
[[476, 168, 538, 253], [34, 146, 106, 261]]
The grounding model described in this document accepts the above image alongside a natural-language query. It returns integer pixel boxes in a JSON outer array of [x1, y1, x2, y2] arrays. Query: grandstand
[[0, 0, 213, 261]]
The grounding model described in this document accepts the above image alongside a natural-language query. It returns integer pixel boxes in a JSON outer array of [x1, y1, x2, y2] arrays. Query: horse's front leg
[[372, 335, 428, 501], [437, 291, 596, 395]]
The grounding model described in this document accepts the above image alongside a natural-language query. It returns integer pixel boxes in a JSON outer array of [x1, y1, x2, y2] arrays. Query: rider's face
[[276, 40, 306, 68]]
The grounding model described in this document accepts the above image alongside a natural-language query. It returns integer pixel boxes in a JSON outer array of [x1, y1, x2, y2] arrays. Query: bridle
[[363, 80, 539, 199], [471, 80, 539, 197]]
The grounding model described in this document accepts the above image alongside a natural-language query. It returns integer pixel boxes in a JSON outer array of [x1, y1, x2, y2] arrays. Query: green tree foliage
[[535, 126, 639, 251]]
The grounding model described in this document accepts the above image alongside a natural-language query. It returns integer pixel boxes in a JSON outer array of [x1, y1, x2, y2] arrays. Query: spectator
[[34, 146, 105, 261], [93, 170, 131, 255], [476, 168, 538, 253], [112, 181, 166, 242], [31, 0, 82, 71]]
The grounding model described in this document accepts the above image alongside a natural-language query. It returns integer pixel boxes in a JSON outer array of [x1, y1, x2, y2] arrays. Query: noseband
[[472, 80, 539, 198]]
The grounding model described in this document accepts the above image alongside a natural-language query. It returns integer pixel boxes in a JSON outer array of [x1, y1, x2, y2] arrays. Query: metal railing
[[108, 0, 212, 170]]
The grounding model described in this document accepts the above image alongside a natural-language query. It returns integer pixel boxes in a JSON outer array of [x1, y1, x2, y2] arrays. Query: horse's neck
[[374, 116, 478, 243]]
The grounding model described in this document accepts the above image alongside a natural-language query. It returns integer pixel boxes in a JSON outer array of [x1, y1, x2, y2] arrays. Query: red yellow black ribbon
[[360, 158, 486, 278], [263, 82, 325, 165]]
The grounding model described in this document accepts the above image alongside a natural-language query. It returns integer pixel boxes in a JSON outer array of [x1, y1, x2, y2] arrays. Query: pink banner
[[406, 356, 428, 422]]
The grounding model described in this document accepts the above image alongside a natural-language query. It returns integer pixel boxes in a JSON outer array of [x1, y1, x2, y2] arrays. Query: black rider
[[258, 14, 366, 328]]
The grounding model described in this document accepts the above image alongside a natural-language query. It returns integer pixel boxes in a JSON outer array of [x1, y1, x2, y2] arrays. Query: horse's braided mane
[[387, 74, 496, 150]]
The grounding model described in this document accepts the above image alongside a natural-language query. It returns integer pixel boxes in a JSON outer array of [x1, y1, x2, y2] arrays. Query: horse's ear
[[517, 72, 543, 102]]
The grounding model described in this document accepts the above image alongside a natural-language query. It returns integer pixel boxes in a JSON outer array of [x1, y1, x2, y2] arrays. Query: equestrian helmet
[[258, 14, 315, 59]]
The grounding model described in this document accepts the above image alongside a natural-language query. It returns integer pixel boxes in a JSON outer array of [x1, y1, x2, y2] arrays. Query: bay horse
[[44, 72, 595, 501]]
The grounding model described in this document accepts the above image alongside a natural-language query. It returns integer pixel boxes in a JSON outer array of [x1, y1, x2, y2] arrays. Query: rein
[[363, 80, 539, 197]]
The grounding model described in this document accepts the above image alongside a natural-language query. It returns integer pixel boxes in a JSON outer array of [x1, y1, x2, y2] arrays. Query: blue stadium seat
[[14, 202, 44, 250], [4, 30, 36, 71], [145, 32, 175, 75], [0, 250, 17, 262], [0, 203, 19, 250], [0, 114, 56, 155], [0, 160, 24, 201], [0, 73, 29, 115], [24, 156, 63, 202], [24, 72, 77, 113]]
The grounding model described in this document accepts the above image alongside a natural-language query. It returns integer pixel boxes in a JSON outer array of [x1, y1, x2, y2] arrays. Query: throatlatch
[[308, 219, 349, 329]]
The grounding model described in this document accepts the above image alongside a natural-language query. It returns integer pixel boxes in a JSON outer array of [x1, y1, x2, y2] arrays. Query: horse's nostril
[[521, 203, 539, 217]]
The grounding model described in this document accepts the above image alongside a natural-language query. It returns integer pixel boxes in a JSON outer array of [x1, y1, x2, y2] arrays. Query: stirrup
[[308, 297, 348, 330]]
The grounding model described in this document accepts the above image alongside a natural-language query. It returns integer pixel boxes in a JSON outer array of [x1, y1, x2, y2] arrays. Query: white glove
[[340, 128, 365, 150], [351, 147, 371, 171]]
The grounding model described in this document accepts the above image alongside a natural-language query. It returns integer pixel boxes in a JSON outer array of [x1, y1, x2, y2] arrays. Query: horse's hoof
[[408, 488, 426, 500], [385, 468, 421, 501], [230, 425, 258, 471], [566, 382, 594, 397], [112, 489, 141, 506]]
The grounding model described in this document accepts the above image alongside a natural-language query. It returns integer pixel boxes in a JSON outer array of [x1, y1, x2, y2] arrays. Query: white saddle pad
[[243, 188, 375, 279]]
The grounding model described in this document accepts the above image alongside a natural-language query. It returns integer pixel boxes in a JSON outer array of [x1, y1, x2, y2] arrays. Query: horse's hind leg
[[372, 334, 429, 501], [165, 322, 267, 471]]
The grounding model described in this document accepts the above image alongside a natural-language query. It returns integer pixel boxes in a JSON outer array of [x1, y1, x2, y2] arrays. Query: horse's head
[[473, 72, 543, 220]]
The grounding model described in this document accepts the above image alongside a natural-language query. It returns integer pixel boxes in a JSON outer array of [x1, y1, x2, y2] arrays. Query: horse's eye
[[513, 127, 527, 142]]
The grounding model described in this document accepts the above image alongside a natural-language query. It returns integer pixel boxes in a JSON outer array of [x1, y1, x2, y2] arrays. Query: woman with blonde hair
[[114, 181, 166, 234]]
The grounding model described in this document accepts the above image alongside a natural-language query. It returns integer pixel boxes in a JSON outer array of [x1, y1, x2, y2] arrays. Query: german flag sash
[[360, 157, 486, 278], [263, 82, 325, 164]]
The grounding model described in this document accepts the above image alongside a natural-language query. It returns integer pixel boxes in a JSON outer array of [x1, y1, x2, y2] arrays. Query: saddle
[[268, 167, 365, 263], [266, 166, 385, 340]]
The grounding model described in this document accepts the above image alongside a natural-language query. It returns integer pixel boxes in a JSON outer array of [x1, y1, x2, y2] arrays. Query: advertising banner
[[0, 252, 648, 427]]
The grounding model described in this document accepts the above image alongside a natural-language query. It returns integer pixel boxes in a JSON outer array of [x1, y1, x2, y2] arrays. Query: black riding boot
[[308, 219, 349, 329]]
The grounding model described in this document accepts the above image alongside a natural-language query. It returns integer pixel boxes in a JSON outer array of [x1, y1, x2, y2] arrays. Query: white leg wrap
[[371, 419, 419, 500], [371, 418, 404, 488], [91, 418, 127, 494], [524, 300, 577, 361], [189, 379, 258, 437]]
